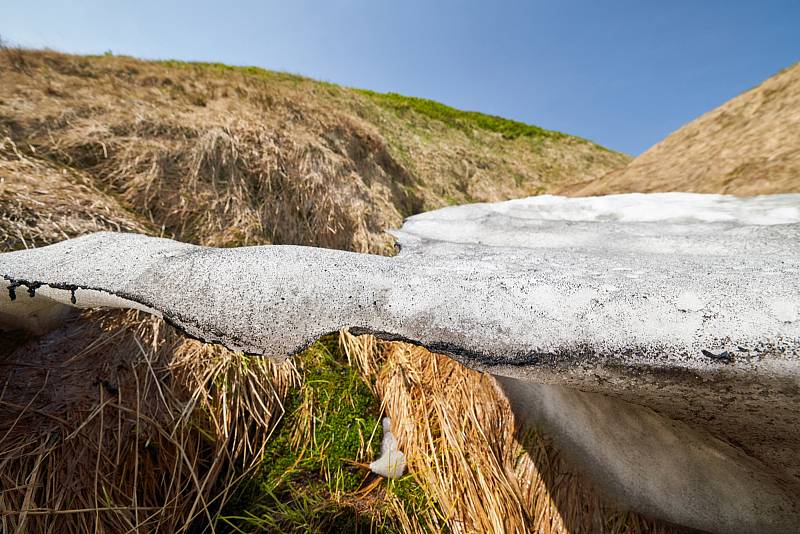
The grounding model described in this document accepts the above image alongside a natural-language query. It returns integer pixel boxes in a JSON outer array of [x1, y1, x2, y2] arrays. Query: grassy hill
[[564, 61, 800, 196], [0, 49, 628, 253]]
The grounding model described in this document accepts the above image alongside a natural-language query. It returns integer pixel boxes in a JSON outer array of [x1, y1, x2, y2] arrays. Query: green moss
[[387, 475, 439, 524], [261, 351, 379, 492], [222, 488, 381, 533], [221, 334, 388, 532], [220, 335, 447, 531]]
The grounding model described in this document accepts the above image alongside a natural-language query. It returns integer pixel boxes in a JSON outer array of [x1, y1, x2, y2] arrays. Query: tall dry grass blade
[[341, 330, 683, 534], [0, 310, 295, 533]]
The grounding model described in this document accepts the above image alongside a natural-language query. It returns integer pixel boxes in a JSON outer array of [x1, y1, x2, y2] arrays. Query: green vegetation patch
[[221, 334, 432, 532], [260, 336, 380, 494], [359, 89, 567, 141]]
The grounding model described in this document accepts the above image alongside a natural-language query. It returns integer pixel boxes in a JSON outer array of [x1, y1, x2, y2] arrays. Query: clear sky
[[3, 1, 799, 155]]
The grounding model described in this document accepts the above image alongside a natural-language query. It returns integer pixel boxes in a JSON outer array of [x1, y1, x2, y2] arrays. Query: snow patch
[[415, 193, 800, 225], [369, 417, 406, 479], [395, 193, 800, 255]]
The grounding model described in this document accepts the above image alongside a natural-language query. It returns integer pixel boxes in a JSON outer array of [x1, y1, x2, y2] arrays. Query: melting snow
[[413, 192, 800, 225], [369, 417, 406, 478]]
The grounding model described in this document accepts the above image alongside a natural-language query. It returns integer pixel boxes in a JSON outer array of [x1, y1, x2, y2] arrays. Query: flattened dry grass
[[341, 331, 683, 534], [0, 137, 147, 251], [0, 310, 298, 533]]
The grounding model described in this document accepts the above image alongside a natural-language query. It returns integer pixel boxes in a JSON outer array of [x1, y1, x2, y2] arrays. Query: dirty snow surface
[[2, 193, 799, 369]]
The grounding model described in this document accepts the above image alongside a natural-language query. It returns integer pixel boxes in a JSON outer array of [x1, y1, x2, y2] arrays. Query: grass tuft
[[221, 335, 395, 532]]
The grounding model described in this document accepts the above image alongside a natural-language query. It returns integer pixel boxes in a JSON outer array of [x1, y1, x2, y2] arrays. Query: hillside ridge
[[0, 49, 628, 253], [563, 61, 800, 196]]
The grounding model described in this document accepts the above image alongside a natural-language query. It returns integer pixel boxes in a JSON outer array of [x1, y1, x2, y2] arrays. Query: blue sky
[[3, 1, 798, 155]]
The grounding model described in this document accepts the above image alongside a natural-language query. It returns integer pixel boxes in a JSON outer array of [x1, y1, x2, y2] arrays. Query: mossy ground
[[220, 335, 434, 533]]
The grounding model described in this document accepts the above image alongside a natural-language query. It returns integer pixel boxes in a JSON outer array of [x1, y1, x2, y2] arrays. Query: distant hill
[[564, 62, 800, 196], [0, 50, 627, 253]]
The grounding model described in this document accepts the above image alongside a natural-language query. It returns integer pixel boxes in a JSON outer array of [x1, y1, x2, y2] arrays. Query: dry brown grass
[[0, 309, 297, 533], [0, 137, 147, 250], [0, 49, 626, 252], [341, 332, 682, 534], [564, 62, 800, 196], [0, 316, 680, 534], [43, 113, 407, 253]]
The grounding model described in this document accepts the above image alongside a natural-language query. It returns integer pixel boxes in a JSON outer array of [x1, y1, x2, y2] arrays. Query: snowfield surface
[[2, 192, 800, 533], [437, 192, 800, 224]]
